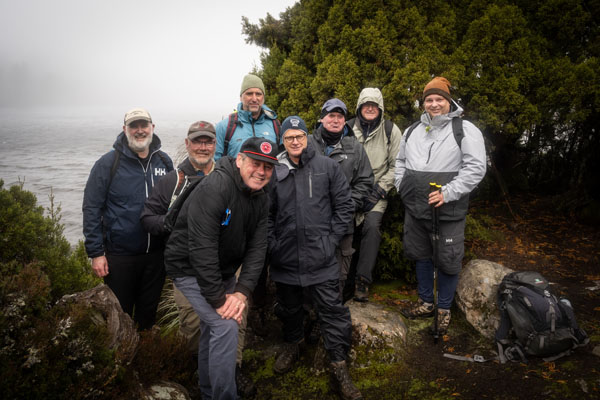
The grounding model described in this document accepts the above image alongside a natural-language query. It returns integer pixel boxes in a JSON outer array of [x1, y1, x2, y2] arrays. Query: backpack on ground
[[404, 117, 464, 148], [163, 169, 205, 234], [495, 271, 589, 363], [224, 112, 281, 156]]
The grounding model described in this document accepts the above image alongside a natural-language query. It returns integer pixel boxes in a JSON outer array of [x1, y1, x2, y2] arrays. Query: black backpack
[[495, 271, 589, 363], [163, 169, 204, 234]]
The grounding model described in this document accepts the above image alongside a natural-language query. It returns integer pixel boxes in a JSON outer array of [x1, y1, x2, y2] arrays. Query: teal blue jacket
[[214, 103, 279, 160]]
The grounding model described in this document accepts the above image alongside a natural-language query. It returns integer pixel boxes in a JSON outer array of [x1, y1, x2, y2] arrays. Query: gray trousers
[[355, 211, 384, 284], [173, 276, 239, 400]]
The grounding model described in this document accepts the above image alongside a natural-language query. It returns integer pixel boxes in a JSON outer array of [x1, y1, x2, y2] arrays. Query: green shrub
[[0, 180, 99, 300]]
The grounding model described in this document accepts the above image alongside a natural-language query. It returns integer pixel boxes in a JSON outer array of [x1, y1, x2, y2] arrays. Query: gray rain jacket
[[394, 102, 486, 221]]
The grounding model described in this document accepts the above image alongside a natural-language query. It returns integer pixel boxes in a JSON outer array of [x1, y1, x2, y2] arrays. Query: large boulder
[[57, 284, 139, 364], [455, 259, 513, 339]]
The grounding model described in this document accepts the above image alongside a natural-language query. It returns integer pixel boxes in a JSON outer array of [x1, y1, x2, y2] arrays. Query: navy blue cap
[[281, 116, 308, 137], [320, 98, 348, 118]]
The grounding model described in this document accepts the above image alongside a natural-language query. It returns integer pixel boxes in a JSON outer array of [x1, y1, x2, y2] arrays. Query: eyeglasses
[[283, 134, 307, 143], [191, 138, 215, 147]]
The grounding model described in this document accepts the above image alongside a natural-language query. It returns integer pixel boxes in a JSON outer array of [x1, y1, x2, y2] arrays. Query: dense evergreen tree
[[242, 0, 600, 277]]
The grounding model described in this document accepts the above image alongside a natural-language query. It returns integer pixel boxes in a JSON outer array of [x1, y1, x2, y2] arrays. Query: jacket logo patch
[[445, 238, 453, 243], [155, 168, 166, 176]]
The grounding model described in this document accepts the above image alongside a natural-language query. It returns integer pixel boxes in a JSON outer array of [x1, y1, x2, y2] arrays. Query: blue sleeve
[[214, 119, 227, 161], [82, 152, 113, 258]]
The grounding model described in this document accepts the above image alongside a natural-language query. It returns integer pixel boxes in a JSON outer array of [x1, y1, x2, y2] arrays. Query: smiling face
[[185, 136, 215, 170], [360, 102, 380, 121], [240, 88, 265, 118], [321, 112, 345, 133], [423, 94, 451, 117], [236, 153, 274, 191], [124, 120, 154, 156], [282, 129, 307, 163]]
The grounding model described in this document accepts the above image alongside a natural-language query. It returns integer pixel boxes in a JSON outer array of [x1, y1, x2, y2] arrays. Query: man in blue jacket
[[214, 73, 280, 160], [83, 108, 173, 330]]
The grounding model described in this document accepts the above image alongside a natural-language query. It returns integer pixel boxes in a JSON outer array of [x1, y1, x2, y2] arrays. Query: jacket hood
[[113, 131, 163, 159], [356, 87, 384, 115], [420, 99, 464, 127], [235, 102, 278, 123], [356, 88, 385, 133]]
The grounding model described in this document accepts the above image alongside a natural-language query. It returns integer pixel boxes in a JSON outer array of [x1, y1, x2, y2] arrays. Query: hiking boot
[[430, 308, 451, 335], [307, 320, 321, 344], [273, 341, 300, 374], [401, 298, 434, 319], [329, 360, 363, 400], [353, 277, 369, 302], [236, 365, 256, 398]]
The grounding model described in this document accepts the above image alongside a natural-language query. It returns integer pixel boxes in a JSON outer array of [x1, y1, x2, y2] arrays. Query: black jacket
[[83, 132, 173, 258], [268, 144, 353, 287], [309, 124, 373, 232], [164, 157, 268, 308], [140, 158, 203, 237]]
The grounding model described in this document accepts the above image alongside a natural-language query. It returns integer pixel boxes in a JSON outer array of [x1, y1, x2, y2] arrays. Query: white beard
[[125, 131, 153, 153]]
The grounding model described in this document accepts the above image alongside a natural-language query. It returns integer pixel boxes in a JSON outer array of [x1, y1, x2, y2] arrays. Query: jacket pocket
[[436, 233, 464, 274]]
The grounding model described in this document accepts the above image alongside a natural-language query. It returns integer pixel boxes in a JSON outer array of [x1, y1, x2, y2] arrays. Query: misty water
[[0, 106, 210, 245]]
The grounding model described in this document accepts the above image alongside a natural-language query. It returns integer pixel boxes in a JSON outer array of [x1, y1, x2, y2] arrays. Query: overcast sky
[[0, 0, 297, 120]]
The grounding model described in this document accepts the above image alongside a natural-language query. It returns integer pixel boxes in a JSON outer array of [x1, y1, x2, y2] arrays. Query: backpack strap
[[168, 168, 185, 208], [404, 120, 421, 143], [223, 113, 240, 157], [108, 150, 121, 189], [272, 118, 281, 144], [156, 151, 169, 168], [452, 117, 464, 148]]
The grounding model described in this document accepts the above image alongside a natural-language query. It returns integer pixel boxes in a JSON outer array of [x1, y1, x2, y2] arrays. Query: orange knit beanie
[[422, 77, 452, 102]]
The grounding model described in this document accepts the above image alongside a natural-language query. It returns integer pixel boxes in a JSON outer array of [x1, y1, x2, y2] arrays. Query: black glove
[[362, 183, 387, 213]]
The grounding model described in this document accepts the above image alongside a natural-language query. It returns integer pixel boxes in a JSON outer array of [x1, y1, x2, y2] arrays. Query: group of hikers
[[82, 73, 487, 400]]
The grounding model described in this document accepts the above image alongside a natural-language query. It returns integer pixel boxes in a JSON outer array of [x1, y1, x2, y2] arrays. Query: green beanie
[[240, 74, 265, 96]]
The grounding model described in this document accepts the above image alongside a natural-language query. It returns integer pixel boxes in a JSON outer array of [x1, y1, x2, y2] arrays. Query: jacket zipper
[[309, 171, 313, 198], [427, 143, 434, 164], [141, 150, 161, 253]]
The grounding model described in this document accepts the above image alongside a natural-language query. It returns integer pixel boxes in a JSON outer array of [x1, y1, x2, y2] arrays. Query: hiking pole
[[430, 182, 442, 344]]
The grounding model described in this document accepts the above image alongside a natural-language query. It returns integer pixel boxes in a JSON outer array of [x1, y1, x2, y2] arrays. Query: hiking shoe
[[329, 360, 363, 400], [236, 365, 256, 398], [273, 342, 300, 374], [353, 277, 369, 302], [401, 298, 434, 319], [430, 308, 451, 335], [307, 320, 321, 344]]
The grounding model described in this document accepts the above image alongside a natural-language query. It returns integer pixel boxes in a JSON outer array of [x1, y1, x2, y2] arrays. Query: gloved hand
[[362, 183, 387, 213]]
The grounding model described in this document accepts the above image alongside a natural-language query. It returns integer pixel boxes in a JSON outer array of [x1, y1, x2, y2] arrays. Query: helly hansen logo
[[155, 168, 167, 176], [445, 238, 453, 244]]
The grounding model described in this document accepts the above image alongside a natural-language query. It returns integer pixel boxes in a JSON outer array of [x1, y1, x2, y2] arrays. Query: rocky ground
[[236, 194, 600, 399]]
